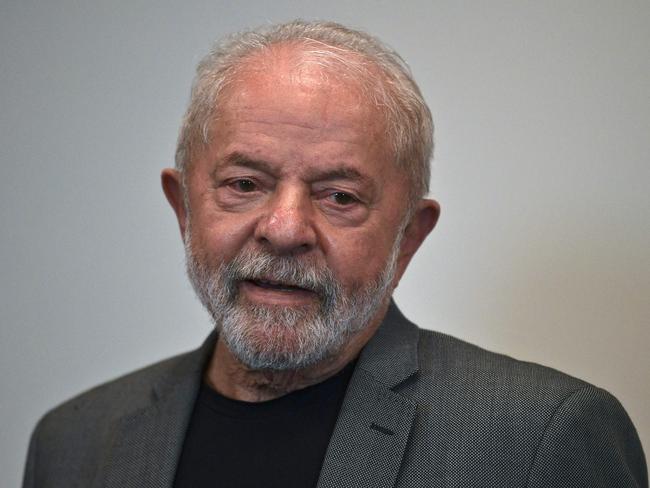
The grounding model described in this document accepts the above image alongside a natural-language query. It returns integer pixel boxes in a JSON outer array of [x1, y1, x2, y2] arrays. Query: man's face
[[169, 61, 428, 370]]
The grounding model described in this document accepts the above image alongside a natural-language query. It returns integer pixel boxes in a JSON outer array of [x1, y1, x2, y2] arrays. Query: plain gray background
[[2, 1, 648, 485]]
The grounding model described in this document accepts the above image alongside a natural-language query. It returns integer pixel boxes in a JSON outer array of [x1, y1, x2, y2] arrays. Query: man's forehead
[[223, 77, 364, 119], [219, 45, 379, 121], [211, 76, 386, 158]]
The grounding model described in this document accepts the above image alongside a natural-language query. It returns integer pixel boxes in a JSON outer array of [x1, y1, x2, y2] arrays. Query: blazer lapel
[[317, 302, 420, 488], [97, 332, 217, 488]]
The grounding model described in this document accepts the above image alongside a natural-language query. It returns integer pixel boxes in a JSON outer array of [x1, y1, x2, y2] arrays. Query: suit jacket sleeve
[[526, 386, 647, 488]]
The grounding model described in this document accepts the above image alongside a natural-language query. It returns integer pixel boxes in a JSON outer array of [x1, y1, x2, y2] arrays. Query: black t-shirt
[[173, 361, 355, 488]]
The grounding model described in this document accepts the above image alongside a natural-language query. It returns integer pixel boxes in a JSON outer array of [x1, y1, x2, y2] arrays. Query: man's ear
[[394, 198, 440, 285], [161, 168, 187, 239]]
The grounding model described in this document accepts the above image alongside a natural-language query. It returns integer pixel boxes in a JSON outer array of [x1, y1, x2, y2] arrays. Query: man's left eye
[[330, 192, 358, 205]]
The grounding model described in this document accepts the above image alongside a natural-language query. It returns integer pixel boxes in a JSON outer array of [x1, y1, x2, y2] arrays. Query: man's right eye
[[230, 179, 257, 192]]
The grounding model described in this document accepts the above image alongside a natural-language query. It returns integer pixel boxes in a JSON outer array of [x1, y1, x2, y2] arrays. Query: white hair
[[175, 19, 433, 205]]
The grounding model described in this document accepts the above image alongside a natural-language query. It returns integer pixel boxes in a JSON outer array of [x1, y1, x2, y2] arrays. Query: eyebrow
[[219, 151, 375, 187], [220, 152, 276, 175]]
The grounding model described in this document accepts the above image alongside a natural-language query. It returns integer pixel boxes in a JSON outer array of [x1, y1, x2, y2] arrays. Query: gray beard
[[184, 231, 402, 371]]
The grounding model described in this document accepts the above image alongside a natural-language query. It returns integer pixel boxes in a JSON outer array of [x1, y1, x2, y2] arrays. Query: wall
[[1, 1, 648, 485]]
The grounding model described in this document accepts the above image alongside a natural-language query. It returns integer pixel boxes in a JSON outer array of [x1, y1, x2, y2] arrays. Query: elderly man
[[24, 20, 646, 488]]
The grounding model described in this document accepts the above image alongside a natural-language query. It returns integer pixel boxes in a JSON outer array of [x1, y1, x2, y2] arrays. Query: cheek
[[189, 211, 257, 262], [326, 231, 397, 285]]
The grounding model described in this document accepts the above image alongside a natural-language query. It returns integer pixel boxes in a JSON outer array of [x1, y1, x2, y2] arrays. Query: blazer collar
[[355, 300, 420, 388]]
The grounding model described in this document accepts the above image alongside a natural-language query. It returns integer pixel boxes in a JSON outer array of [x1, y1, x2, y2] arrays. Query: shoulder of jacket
[[415, 327, 591, 403], [37, 347, 199, 434]]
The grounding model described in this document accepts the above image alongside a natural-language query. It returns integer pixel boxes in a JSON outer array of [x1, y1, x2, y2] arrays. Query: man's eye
[[331, 192, 357, 205], [231, 179, 257, 192]]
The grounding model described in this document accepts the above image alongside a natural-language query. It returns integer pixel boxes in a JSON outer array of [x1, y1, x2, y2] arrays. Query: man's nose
[[254, 187, 317, 255]]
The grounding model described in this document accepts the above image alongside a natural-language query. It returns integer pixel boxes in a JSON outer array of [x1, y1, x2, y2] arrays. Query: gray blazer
[[23, 303, 647, 487]]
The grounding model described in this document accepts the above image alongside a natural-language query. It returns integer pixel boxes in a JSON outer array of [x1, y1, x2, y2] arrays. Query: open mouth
[[239, 277, 320, 306], [246, 279, 312, 293]]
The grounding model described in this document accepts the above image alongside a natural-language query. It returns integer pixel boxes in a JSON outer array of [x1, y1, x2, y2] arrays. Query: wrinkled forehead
[[218, 42, 389, 131]]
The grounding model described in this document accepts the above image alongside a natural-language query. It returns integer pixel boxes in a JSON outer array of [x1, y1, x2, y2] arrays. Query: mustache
[[222, 249, 341, 298]]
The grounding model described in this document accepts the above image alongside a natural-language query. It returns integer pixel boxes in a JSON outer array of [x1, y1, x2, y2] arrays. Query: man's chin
[[224, 332, 335, 371], [217, 306, 341, 371]]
